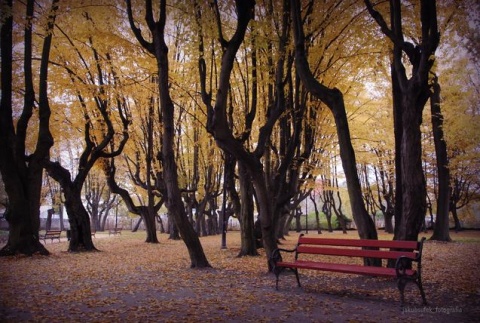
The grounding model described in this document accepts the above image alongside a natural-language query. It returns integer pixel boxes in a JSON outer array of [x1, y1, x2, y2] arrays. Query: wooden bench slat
[[297, 245, 418, 260], [298, 237, 419, 250], [277, 260, 416, 277]]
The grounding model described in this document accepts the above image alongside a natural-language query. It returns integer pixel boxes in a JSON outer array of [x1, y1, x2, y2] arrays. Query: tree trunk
[[0, 0, 57, 256], [150, 0, 210, 268], [237, 162, 258, 257], [225, 154, 241, 228], [429, 76, 451, 242], [0, 199, 48, 256], [310, 193, 322, 234], [451, 207, 461, 232], [391, 64, 404, 239], [44, 160, 97, 252], [46, 209, 54, 231], [132, 217, 142, 232], [384, 208, 394, 234], [295, 208, 302, 233], [168, 214, 181, 240], [62, 186, 96, 252], [251, 169, 278, 270], [59, 205, 65, 231], [322, 201, 333, 232], [143, 207, 159, 243], [280, 206, 292, 236], [395, 97, 428, 241], [156, 215, 165, 233]]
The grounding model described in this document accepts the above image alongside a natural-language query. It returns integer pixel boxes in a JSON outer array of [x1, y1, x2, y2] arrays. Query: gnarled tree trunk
[[44, 162, 96, 252], [0, 0, 58, 256]]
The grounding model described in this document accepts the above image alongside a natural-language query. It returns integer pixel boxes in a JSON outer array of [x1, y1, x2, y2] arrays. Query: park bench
[[41, 230, 62, 244], [109, 228, 122, 236], [271, 234, 427, 307]]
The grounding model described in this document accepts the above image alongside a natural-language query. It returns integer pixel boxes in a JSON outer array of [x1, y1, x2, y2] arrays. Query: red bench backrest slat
[[298, 237, 419, 250], [296, 245, 417, 260]]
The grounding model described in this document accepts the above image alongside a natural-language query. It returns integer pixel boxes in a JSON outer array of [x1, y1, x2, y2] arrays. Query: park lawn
[[0, 230, 479, 322]]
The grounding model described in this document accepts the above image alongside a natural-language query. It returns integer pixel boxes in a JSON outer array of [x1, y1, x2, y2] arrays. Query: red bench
[[41, 230, 62, 244], [270, 234, 427, 307]]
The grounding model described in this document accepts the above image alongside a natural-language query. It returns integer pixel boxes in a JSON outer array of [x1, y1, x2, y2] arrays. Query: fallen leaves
[[0, 231, 479, 322]]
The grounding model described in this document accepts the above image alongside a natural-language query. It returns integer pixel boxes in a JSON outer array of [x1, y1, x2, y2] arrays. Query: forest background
[[0, 0, 479, 266]]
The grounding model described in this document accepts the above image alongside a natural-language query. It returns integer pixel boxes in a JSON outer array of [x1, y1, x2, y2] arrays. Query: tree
[[0, 0, 59, 256], [365, 0, 440, 241], [201, 0, 305, 267], [291, 0, 378, 245], [438, 0, 480, 232], [105, 74, 165, 243], [42, 6, 130, 251], [192, 0, 259, 255], [126, 0, 211, 268]]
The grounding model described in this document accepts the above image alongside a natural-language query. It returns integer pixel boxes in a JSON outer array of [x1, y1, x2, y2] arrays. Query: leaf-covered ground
[[1, 230, 479, 322]]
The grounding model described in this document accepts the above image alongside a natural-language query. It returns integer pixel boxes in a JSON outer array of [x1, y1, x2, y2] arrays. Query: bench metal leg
[[417, 276, 427, 305], [274, 267, 301, 290], [397, 276, 428, 308], [293, 268, 301, 288], [274, 268, 282, 290], [397, 277, 408, 308]]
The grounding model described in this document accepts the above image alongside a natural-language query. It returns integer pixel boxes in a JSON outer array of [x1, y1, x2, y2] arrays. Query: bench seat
[[276, 259, 417, 277]]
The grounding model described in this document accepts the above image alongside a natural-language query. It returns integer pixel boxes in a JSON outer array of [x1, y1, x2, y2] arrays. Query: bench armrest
[[270, 247, 296, 265]]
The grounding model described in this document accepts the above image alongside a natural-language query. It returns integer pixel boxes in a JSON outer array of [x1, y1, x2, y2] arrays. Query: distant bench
[[271, 234, 427, 307], [41, 230, 62, 244], [109, 228, 122, 236]]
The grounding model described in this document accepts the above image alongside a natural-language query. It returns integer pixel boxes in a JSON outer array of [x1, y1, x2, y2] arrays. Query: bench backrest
[[295, 235, 424, 261], [45, 230, 62, 235]]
